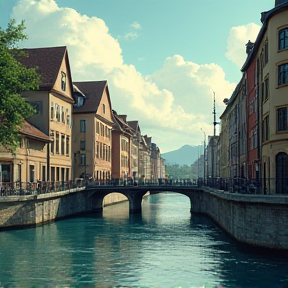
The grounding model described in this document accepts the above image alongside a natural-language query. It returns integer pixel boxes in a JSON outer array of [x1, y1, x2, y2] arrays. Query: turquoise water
[[0, 193, 288, 288]]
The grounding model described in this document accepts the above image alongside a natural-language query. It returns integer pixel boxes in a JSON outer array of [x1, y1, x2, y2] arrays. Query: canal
[[0, 193, 287, 287]]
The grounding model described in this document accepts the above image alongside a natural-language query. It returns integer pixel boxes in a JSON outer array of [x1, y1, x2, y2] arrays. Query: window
[[264, 78, 269, 101], [51, 102, 55, 120], [56, 132, 59, 154], [96, 142, 99, 158], [66, 108, 70, 126], [55, 104, 60, 122], [100, 143, 103, 159], [103, 104, 105, 114], [278, 63, 288, 85], [96, 121, 99, 134], [277, 107, 287, 131], [80, 119, 86, 132], [50, 131, 55, 154], [80, 139, 86, 150], [61, 134, 65, 155], [103, 144, 106, 160], [81, 154, 86, 166], [264, 39, 268, 64], [279, 28, 288, 50], [51, 167, 55, 182], [100, 123, 104, 136], [261, 82, 265, 103], [28, 101, 42, 115], [66, 136, 70, 156], [61, 71, 66, 91], [66, 168, 69, 181], [61, 106, 65, 123], [29, 165, 35, 182], [42, 166, 46, 181], [263, 116, 269, 141]]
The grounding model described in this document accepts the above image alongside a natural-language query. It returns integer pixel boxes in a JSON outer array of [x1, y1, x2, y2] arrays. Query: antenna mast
[[213, 91, 216, 136]]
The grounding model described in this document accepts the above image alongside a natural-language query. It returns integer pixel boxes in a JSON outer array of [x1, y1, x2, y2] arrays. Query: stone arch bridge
[[86, 186, 203, 213]]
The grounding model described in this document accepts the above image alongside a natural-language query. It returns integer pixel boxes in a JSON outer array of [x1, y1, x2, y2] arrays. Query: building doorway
[[276, 152, 288, 194]]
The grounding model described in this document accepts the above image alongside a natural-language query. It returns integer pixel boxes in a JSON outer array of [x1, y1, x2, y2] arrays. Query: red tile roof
[[73, 81, 108, 113], [20, 121, 50, 142], [18, 46, 67, 90]]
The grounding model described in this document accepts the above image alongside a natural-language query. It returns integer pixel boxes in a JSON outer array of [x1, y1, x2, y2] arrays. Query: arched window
[[276, 152, 288, 194]]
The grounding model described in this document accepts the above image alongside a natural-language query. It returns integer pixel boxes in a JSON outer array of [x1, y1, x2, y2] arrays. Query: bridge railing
[[0, 180, 86, 197], [86, 178, 199, 188], [198, 177, 288, 195]]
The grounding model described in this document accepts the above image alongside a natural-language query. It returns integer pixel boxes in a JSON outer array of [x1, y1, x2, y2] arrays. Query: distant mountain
[[162, 145, 204, 166]]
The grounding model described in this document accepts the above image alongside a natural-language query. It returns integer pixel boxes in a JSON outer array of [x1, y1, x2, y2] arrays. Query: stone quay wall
[[0, 189, 128, 230], [191, 189, 288, 250]]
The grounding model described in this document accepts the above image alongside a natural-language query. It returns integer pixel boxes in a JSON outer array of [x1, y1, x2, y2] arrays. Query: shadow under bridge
[[86, 186, 203, 214]]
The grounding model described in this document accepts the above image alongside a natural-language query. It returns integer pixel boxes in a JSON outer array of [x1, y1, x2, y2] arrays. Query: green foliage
[[165, 164, 197, 179], [0, 19, 40, 152]]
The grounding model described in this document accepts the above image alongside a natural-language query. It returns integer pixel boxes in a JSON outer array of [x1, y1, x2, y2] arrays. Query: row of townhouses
[[0, 46, 165, 186], [204, 0, 288, 194]]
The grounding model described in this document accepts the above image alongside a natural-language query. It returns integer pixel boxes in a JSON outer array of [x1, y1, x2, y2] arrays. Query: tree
[[0, 19, 40, 152]]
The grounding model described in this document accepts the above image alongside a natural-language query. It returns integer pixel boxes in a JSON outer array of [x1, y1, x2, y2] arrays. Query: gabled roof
[[73, 81, 109, 113], [20, 121, 50, 142], [143, 135, 152, 146], [17, 46, 68, 90], [127, 120, 139, 131], [112, 110, 134, 136]]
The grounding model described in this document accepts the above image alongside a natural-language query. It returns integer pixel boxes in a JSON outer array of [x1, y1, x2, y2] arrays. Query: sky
[[0, 0, 275, 153]]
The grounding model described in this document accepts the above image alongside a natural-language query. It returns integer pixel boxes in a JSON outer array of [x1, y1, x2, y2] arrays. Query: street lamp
[[201, 128, 206, 185]]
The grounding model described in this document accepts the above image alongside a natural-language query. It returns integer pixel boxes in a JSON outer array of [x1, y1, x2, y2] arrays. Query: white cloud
[[123, 32, 139, 41], [12, 0, 236, 153], [226, 23, 261, 68], [121, 21, 142, 41], [131, 21, 141, 30]]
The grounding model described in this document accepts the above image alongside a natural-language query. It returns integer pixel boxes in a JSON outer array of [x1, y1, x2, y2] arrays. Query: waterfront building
[[127, 120, 142, 182], [242, 44, 259, 181], [18, 46, 74, 182], [219, 75, 246, 179], [241, 0, 288, 193], [0, 121, 50, 184], [160, 157, 166, 180], [73, 81, 114, 183], [138, 135, 152, 183], [111, 111, 134, 184], [151, 144, 165, 182], [219, 100, 230, 179], [150, 143, 157, 183]]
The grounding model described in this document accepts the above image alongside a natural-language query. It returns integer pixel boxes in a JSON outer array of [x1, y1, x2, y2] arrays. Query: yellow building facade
[[258, 3, 288, 193], [0, 46, 74, 187], [73, 81, 114, 182]]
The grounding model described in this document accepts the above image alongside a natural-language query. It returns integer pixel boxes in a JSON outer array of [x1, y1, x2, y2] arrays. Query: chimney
[[275, 0, 288, 6], [246, 40, 254, 55]]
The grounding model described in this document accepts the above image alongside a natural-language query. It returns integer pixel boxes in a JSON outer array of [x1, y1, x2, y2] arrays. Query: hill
[[162, 145, 203, 166]]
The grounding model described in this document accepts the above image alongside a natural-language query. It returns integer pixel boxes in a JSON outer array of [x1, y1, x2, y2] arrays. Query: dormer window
[[77, 96, 84, 107], [61, 71, 66, 91]]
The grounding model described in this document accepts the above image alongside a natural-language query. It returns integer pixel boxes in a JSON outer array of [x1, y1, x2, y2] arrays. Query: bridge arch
[[88, 186, 202, 214], [89, 189, 149, 213]]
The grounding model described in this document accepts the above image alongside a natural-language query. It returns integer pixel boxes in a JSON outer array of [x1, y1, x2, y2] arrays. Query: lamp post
[[201, 128, 206, 185]]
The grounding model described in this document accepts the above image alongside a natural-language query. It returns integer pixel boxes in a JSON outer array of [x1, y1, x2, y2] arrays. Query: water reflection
[[0, 193, 287, 287]]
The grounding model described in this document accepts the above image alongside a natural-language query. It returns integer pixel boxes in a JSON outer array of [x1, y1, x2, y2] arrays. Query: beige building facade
[[0, 46, 74, 187], [73, 81, 114, 182]]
